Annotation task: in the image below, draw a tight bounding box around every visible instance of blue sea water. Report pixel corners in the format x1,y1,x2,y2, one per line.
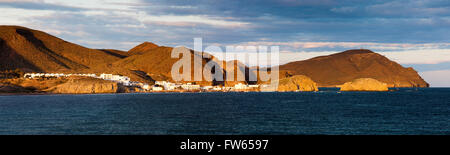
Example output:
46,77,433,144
0,88,449,135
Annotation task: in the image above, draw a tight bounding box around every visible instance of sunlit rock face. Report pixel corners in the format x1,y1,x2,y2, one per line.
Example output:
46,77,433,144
275,75,318,92
50,77,125,94
340,78,389,91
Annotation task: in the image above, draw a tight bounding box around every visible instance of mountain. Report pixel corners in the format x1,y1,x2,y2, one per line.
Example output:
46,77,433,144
88,46,213,85
0,26,125,73
89,45,255,85
279,49,429,87
127,42,159,55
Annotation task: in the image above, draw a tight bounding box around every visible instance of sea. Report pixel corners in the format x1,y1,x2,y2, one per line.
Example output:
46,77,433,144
0,88,449,135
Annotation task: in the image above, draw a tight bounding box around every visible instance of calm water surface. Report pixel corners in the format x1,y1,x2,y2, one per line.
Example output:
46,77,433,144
0,88,449,135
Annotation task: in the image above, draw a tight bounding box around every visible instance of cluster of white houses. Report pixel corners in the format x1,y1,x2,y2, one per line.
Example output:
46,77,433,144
23,73,265,92
24,73,97,79
23,73,148,89
152,81,261,91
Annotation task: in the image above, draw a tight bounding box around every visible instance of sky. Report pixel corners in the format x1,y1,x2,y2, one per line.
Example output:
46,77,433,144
0,0,449,86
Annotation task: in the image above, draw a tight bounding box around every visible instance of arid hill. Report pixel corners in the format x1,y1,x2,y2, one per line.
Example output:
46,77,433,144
127,42,159,55
97,49,130,58
89,44,258,85
88,46,211,85
0,26,125,73
279,49,428,87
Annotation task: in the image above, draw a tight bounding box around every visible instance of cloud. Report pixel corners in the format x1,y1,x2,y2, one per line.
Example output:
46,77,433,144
419,70,450,87
130,12,250,28
206,48,450,67
0,0,83,11
382,49,450,65
233,41,450,51
0,7,54,25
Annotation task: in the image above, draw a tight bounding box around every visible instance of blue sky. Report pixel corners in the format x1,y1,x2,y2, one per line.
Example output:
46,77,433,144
0,0,449,86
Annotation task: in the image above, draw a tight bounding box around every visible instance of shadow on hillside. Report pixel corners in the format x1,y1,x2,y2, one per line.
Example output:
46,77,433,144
99,49,128,59
132,70,155,83
15,28,88,70
0,38,43,72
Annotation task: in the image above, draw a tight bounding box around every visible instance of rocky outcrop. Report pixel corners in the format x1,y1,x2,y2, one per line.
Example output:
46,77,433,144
265,75,318,92
340,78,388,91
0,83,33,93
49,77,124,94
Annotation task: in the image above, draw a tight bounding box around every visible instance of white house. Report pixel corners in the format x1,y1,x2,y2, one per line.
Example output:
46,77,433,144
142,84,150,90
212,86,222,91
152,86,163,91
181,83,200,90
100,73,130,84
201,86,213,91
234,83,248,90
248,85,259,88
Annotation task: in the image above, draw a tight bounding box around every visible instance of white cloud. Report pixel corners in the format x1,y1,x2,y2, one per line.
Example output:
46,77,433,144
0,0,43,2
0,7,54,25
43,0,139,10
128,11,250,28
239,41,450,50
419,70,450,87
381,49,450,64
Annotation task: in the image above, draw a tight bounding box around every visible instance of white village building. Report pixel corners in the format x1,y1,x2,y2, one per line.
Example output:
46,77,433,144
181,83,200,90
100,73,130,85
234,83,248,90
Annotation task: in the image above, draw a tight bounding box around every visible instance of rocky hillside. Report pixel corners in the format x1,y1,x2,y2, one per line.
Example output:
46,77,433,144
88,45,256,86
279,49,428,87
127,42,159,55
0,26,125,73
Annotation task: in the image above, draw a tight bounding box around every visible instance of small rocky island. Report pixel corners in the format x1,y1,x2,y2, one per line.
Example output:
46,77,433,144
340,78,389,91
269,75,318,92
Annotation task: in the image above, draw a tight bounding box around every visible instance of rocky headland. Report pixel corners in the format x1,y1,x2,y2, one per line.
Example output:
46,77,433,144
340,78,389,91
264,75,318,92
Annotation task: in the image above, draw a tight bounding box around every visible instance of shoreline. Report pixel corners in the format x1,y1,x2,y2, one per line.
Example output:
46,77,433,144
0,87,436,96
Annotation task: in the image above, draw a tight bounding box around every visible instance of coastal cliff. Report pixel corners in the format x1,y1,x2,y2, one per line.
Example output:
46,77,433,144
272,75,318,92
0,77,126,94
340,78,389,91
48,77,125,94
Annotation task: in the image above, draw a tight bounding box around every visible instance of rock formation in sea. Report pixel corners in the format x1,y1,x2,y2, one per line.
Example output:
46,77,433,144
269,75,318,92
340,78,389,91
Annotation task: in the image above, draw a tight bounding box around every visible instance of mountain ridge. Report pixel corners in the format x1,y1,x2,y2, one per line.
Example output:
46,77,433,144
0,26,429,87
279,49,428,87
